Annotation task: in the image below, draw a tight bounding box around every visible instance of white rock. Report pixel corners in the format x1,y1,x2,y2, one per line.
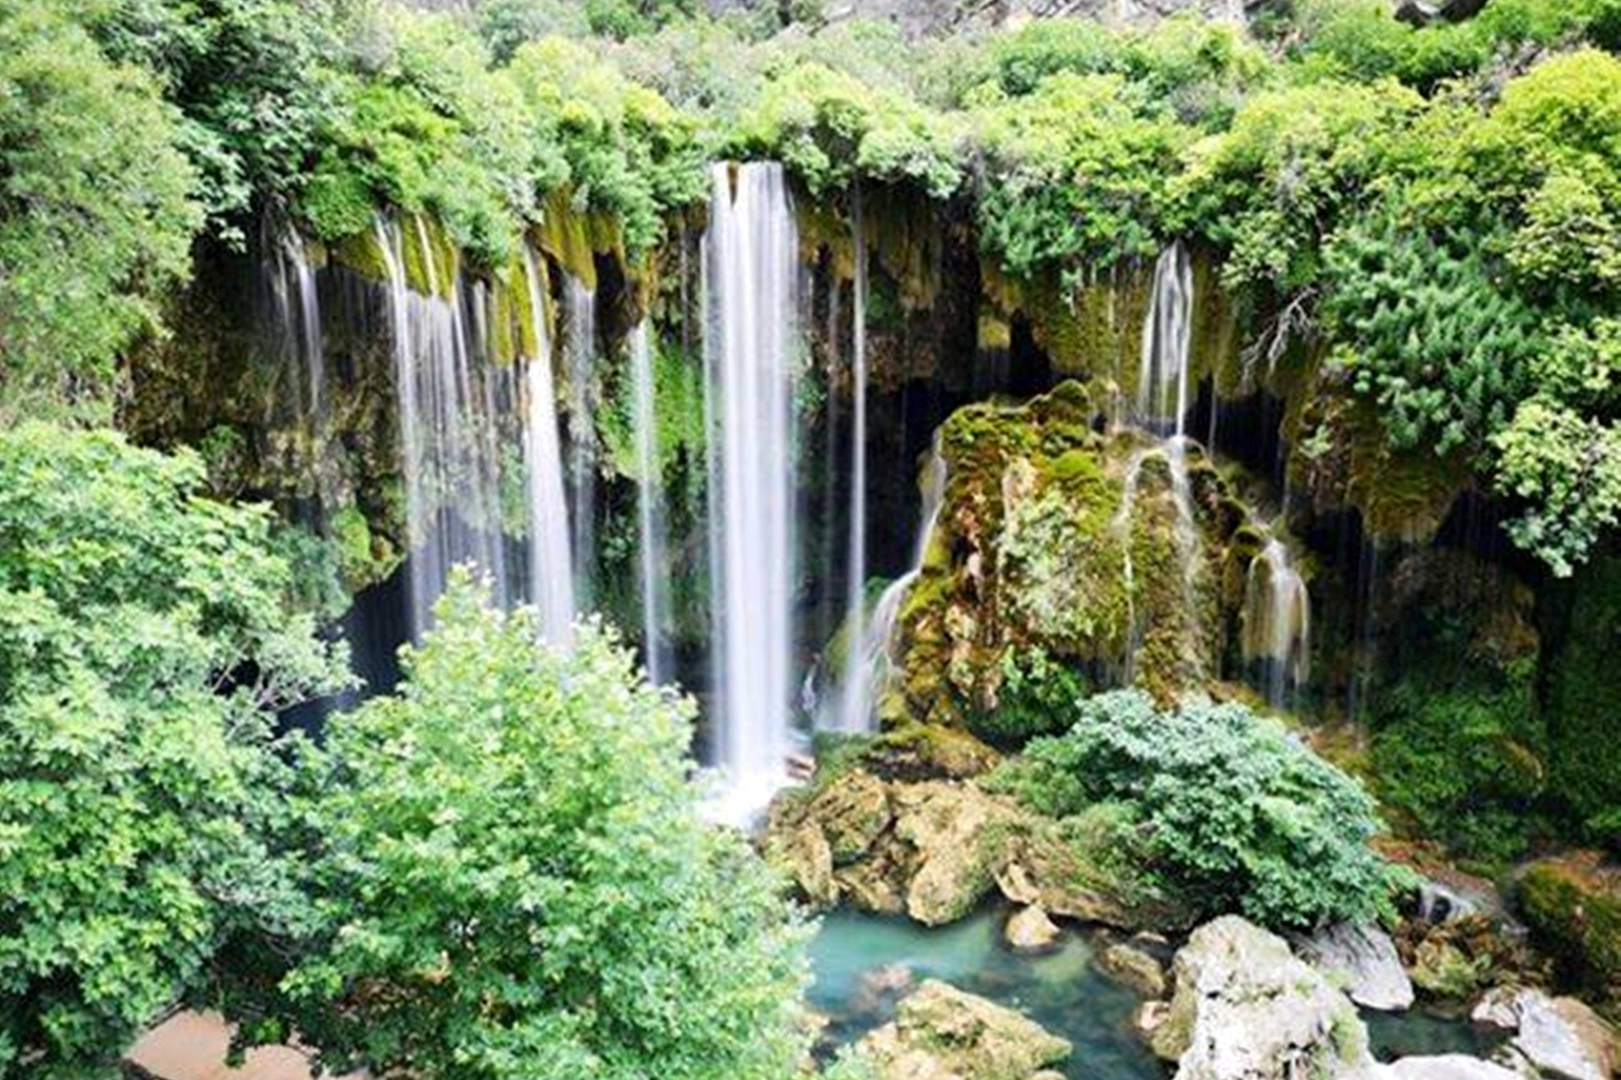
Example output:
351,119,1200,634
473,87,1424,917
1379,1054,1524,1080
1005,905,1061,951
1295,923,1416,1011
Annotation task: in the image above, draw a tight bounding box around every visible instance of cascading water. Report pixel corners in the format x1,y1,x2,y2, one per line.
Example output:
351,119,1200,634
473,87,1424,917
836,188,871,735
518,244,576,646
703,161,799,814
838,433,948,732
564,275,598,607
1137,241,1193,436
376,216,513,636
629,320,669,682
266,223,326,425
1243,537,1311,709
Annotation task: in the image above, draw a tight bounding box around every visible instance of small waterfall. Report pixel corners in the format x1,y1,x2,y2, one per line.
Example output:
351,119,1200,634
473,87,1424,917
564,275,597,608
376,216,512,635
1137,241,1194,436
835,434,948,733
629,320,669,682
1113,438,1204,688
837,188,871,735
703,161,799,814
518,244,575,646
267,224,326,425
1243,537,1311,709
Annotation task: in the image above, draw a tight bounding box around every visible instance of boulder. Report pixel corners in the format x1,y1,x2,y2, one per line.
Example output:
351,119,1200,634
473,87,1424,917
855,979,1071,1080
1518,852,1621,1009
1470,987,1614,1080
1097,942,1167,999
1379,1055,1522,1080
891,782,1014,926
837,858,908,916
1005,906,1061,952
1295,923,1416,1011
1151,915,1374,1080
809,770,892,864
993,810,1188,932
767,818,838,909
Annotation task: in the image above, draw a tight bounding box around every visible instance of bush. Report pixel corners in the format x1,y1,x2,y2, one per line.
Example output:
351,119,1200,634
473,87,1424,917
968,647,1088,749
0,424,346,1076
254,575,812,1080
992,690,1392,930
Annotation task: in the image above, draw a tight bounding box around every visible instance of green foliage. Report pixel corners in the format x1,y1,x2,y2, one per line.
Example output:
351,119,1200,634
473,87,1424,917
258,575,810,1080
0,0,201,422
0,423,345,1076
1493,400,1621,576
993,690,1392,931
969,647,1089,749
1544,556,1621,838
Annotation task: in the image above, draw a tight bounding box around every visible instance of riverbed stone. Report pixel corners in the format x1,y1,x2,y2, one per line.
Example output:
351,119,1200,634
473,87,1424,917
1151,915,1374,1080
891,782,1014,926
1097,942,1167,999
1294,923,1415,1011
1470,986,1615,1080
1005,906,1061,951
855,979,1072,1080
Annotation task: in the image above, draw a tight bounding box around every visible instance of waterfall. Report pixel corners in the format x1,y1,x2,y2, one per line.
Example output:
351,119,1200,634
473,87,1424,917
703,161,799,814
837,188,871,735
1243,537,1311,709
564,275,597,608
267,224,325,425
518,244,575,646
1137,241,1193,436
837,433,948,733
376,216,512,635
629,320,669,682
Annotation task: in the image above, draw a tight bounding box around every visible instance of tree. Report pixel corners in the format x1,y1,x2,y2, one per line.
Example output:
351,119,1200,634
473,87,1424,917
993,690,1394,930
0,0,201,422
262,575,811,1080
0,424,345,1076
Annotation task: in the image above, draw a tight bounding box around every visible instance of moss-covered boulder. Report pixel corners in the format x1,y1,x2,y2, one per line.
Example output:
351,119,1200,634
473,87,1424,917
854,980,1072,1080
891,380,1280,724
1519,852,1621,1015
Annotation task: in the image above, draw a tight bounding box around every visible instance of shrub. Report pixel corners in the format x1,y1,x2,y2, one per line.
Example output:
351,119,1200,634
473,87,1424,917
992,690,1392,930
255,575,812,1080
968,647,1088,749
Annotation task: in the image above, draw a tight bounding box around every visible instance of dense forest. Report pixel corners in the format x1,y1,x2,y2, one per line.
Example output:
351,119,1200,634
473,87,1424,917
3,0,1621,1077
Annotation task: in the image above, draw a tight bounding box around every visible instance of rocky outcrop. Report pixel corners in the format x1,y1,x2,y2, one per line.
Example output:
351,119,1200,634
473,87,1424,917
765,769,1179,931
1518,853,1621,1014
1098,942,1168,999
1380,1056,1521,1080
1005,906,1061,951
1150,916,1373,1080
854,980,1071,1080
1295,923,1416,1011
1472,987,1616,1080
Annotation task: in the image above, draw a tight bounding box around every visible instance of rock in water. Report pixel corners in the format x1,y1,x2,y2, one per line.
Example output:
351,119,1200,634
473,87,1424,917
809,770,892,864
1294,923,1416,1011
1005,906,1061,951
1151,915,1374,1080
855,979,1071,1080
891,782,1015,926
1471,987,1615,1080
1380,1056,1522,1080
1098,942,1168,999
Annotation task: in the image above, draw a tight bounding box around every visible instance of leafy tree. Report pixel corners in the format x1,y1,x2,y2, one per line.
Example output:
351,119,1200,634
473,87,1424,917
992,690,1393,930
256,576,810,1080
0,424,345,1076
0,0,201,422
1493,399,1621,576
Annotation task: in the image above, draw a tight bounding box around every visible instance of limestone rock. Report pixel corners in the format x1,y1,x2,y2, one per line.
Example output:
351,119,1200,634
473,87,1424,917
891,782,1013,926
1151,915,1374,1080
1295,923,1416,1011
837,858,908,916
855,979,1071,1080
1097,942,1167,999
1005,906,1061,952
810,770,892,865
1379,1055,1522,1080
767,819,838,909
1469,987,1615,1080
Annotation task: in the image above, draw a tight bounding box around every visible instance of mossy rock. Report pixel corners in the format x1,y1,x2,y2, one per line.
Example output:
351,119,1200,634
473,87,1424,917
1519,852,1621,1012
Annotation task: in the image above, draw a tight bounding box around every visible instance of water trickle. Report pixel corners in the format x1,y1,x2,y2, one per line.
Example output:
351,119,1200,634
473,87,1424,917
518,245,575,646
837,187,871,735
1243,537,1311,709
837,434,949,733
629,320,669,682
703,161,800,814
376,216,513,636
266,223,325,425
1137,241,1194,436
564,275,598,608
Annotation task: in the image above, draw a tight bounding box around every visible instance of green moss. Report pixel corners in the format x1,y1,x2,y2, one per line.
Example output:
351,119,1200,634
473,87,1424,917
1519,854,1621,1010
330,227,391,284
400,213,459,299
1546,556,1621,837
